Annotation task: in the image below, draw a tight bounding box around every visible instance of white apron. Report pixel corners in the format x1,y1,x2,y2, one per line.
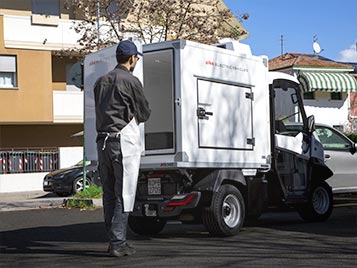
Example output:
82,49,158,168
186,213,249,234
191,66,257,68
120,117,142,212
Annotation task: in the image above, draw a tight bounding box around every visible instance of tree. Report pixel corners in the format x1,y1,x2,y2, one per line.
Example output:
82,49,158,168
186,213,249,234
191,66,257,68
63,0,248,56
125,0,248,44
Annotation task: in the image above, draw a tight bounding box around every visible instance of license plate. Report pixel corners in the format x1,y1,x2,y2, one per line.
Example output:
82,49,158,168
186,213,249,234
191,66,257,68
148,178,161,195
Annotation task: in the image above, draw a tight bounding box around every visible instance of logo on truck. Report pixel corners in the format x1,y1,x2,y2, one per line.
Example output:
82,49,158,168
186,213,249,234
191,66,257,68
205,60,248,73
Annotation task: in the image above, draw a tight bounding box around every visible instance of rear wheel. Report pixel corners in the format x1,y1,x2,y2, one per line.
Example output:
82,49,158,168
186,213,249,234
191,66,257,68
202,184,245,236
298,181,333,222
128,216,167,235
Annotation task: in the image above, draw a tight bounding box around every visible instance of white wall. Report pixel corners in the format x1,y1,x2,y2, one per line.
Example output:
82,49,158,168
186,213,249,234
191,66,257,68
303,91,349,128
53,91,83,123
3,15,80,50
59,147,83,169
0,172,46,193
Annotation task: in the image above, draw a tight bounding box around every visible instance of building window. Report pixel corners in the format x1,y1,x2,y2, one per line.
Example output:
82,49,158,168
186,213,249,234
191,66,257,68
330,92,342,100
303,91,315,100
0,55,17,89
31,0,60,16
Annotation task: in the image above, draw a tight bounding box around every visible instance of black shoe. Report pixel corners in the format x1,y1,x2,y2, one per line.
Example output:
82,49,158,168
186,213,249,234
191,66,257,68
109,244,136,257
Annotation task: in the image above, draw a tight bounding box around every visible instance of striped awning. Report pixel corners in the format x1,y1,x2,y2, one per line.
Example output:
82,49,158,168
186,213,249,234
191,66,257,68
298,72,357,92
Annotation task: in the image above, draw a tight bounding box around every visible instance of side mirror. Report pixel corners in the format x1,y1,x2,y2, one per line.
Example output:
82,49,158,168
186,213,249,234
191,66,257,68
307,115,315,134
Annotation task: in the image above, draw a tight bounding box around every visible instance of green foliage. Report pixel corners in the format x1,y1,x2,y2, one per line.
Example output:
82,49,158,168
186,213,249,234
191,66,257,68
74,184,103,199
344,132,357,143
65,184,103,209
66,199,95,209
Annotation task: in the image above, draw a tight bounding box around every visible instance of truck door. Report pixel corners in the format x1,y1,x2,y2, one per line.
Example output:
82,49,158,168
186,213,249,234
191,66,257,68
271,82,310,195
197,79,254,150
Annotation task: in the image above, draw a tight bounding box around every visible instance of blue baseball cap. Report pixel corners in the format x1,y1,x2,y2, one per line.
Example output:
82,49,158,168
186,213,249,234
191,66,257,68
116,40,143,57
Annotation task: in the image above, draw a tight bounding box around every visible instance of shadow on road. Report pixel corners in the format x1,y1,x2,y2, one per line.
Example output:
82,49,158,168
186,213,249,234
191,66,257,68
0,204,356,260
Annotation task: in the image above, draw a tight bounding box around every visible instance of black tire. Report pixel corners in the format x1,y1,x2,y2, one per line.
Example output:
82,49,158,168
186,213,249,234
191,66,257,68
202,184,245,237
298,180,333,222
55,192,71,197
128,216,167,235
72,176,91,194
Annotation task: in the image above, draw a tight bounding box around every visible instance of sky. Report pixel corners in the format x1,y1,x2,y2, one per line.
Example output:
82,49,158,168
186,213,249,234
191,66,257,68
223,0,357,62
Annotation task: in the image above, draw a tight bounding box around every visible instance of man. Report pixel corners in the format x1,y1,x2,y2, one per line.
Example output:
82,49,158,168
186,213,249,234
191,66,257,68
94,40,151,257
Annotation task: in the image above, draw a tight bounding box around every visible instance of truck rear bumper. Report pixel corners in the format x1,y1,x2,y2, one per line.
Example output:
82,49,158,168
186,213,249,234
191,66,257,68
131,191,201,218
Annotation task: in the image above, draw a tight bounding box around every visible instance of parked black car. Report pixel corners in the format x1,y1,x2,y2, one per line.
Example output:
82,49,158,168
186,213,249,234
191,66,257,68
43,161,100,196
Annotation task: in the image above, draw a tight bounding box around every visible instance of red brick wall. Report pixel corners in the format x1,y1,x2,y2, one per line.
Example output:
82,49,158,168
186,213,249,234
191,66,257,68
350,92,357,117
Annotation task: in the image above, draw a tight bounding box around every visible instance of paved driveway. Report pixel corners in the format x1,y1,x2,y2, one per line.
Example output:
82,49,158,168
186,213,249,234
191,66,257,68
1,197,356,268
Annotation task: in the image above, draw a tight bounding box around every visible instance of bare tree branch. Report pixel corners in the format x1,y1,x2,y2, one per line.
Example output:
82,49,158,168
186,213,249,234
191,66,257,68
59,0,248,57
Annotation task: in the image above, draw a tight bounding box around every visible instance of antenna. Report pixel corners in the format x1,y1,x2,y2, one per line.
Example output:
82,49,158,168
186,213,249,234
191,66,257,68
313,35,324,55
280,35,284,56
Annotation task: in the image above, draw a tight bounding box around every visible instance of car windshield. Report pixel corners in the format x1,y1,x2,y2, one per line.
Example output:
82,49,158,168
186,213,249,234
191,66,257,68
76,160,91,166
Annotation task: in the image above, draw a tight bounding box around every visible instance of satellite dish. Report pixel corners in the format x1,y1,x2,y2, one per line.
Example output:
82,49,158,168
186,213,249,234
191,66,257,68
313,42,321,54
69,62,83,89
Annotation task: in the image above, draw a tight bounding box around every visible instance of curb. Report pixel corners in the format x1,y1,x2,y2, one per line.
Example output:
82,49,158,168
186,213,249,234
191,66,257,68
0,199,64,212
63,198,103,208
0,198,103,212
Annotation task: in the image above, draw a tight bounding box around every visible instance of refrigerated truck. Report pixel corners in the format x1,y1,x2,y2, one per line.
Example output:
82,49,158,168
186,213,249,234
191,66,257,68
84,39,333,236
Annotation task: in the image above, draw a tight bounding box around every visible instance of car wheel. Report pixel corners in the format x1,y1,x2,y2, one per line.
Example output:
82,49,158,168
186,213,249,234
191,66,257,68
128,216,167,235
72,176,91,194
298,180,333,222
202,184,245,237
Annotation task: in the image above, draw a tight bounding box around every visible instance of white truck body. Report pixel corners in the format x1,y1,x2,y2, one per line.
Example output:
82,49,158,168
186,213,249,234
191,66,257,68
85,39,302,171
141,40,271,170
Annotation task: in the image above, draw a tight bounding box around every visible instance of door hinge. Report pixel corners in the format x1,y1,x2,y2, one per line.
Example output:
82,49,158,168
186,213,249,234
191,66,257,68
245,92,254,100
247,137,255,146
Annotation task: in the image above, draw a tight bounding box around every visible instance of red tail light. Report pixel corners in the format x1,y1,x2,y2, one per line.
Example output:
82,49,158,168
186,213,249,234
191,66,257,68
167,194,196,207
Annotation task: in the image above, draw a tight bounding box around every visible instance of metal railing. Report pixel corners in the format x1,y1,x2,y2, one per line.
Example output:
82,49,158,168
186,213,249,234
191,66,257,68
0,148,59,174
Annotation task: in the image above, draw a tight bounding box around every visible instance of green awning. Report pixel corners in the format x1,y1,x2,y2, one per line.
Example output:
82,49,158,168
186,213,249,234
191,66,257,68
298,72,357,92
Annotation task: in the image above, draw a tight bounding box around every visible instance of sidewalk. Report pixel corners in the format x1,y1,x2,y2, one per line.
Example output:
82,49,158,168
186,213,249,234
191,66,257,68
0,191,69,211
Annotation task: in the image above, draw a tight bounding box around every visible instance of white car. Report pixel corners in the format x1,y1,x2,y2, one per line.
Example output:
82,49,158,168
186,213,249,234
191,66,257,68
286,123,357,194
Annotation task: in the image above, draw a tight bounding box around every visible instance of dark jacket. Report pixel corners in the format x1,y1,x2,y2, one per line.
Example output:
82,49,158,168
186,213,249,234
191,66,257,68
94,65,151,133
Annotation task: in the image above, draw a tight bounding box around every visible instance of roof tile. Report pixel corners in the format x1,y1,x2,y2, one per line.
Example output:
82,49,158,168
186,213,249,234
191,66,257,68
269,53,354,71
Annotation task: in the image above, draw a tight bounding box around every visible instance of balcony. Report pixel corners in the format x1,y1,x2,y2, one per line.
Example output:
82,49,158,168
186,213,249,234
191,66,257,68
3,14,80,51
53,91,83,123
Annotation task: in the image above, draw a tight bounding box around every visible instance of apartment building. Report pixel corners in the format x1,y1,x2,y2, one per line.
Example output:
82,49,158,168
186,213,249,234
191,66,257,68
0,0,247,192
0,1,85,192
0,0,83,151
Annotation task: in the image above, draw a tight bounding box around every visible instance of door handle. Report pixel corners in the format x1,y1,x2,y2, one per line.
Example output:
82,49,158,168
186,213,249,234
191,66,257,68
324,154,331,161
197,107,213,120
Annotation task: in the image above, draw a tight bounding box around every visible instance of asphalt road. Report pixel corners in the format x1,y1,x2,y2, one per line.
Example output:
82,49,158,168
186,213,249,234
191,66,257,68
0,199,356,268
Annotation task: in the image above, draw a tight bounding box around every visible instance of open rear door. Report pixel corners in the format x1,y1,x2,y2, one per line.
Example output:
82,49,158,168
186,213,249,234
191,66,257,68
197,79,254,150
